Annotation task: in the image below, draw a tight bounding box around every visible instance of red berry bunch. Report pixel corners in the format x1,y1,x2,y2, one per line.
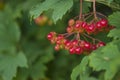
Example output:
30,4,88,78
47,15,114,55
67,18,113,35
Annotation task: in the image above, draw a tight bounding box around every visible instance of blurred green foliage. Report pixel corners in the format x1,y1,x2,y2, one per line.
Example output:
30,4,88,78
0,0,120,80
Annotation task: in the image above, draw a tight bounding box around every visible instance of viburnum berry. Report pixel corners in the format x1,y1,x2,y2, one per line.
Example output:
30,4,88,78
81,22,88,29
56,40,61,44
68,19,75,26
74,23,81,30
83,42,91,51
97,42,106,47
75,46,83,54
86,24,96,34
96,22,102,29
71,40,78,46
57,35,64,40
34,15,53,26
69,47,76,54
75,20,82,24
55,44,60,51
66,26,73,33
99,19,108,27
47,32,56,43
91,44,97,50
47,32,53,40
64,40,72,49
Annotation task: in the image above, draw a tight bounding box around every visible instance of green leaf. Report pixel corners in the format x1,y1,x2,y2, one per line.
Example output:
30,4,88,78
0,52,27,80
30,0,73,23
106,0,113,4
16,42,54,80
112,40,120,50
108,12,120,28
71,56,97,80
0,6,27,80
82,2,91,13
114,0,120,4
71,57,88,80
89,43,120,80
108,29,120,39
0,6,20,54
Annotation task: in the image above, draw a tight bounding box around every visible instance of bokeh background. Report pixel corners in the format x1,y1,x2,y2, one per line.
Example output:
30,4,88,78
0,0,120,80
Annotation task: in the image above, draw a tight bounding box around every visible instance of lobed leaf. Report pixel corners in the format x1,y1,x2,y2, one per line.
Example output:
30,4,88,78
89,43,120,80
30,0,73,23
0,6,20,54
108,29,120,39
108,12,120,28
0,52,27,80
71,56,97,80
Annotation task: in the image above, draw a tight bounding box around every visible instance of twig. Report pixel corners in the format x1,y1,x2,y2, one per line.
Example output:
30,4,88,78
83,33,102,42
79,0,83,20
93,0,97,19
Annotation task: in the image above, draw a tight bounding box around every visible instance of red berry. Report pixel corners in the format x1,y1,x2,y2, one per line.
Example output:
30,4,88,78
84,42,91,50
97,42,106,47
64,40,71,48
68,19,75,26
86,24,96,33
57,35,64,40
66,26,73,33
75,23,81,29
35,17,40,24
56,40,61,44
81,22,88,29
99,19,108,27
69,47,75,54
55,44,60,51
80,40,86,47
47,33,53,40
96,22,102,29
75,20,82,24
91,44,97,50
71,40,78,46
75,46,83,54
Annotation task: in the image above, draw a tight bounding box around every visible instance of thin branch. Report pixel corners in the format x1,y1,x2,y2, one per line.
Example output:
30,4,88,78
84,13,94,21
79,0,83,20
64,32,74,38
83,33,102,42
93,0,97,19
96,12,107,19
76,33,80,40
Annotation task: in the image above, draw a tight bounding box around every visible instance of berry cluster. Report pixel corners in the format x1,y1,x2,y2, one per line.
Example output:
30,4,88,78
67,19,113,34
47,18,114,55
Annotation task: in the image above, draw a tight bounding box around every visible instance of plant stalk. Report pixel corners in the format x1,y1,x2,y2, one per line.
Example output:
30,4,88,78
93,0,97,19
79,0,83,20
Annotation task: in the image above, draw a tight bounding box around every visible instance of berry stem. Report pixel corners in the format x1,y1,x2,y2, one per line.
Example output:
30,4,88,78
81,34,88,42
74,12,93,20
93,39,95,44
79,0,83,20
60,33,69,36
93,0,97,19
83,12,93,17
76,33,80,40
74,16,79,20
84,13,93,21
83,33,102,42
96,12,107,19
64,32,74,38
